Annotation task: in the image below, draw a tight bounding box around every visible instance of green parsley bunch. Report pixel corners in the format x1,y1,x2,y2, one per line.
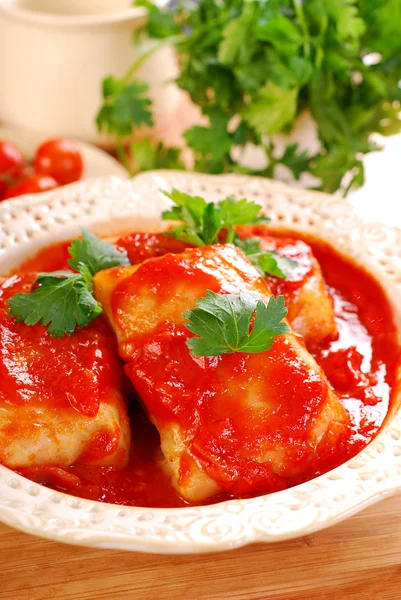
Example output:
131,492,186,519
96,0,401,195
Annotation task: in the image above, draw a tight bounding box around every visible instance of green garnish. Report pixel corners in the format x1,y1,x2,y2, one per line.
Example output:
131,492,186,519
68,228,130,274
183,291,289,356
130,139,185,172
96,0,401,195
162,189,270,246
96,76,153,137
7,228,130,337
8,269,103,338
234,236,297,279
162,189,297,278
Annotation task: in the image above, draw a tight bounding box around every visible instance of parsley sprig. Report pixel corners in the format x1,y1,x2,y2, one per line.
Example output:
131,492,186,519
8,228,130,337
8,270,103,338
162,188,269,245
234,236,297,279
184,290,289,356
68,228,130,274
96,0,401,195
96,76,153,137
162,189,297,278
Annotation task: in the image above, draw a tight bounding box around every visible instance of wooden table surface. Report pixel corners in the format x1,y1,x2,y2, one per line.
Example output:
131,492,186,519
1,494,401,600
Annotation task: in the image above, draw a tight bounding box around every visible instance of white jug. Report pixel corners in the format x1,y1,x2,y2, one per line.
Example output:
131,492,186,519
0,0,180,145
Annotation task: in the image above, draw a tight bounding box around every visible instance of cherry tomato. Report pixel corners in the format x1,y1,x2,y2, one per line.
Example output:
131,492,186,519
4,174,58,199
0,141,25,198
34,138,83,185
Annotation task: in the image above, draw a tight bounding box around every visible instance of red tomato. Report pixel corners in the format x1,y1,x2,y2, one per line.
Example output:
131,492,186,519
0,181,8,199
4,174,58,199
34,138,83,185
0,141,25,198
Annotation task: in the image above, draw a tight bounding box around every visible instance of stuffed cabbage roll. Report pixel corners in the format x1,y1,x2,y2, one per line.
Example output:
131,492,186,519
0,274,130,469
94,244,349,502
235,226,337,347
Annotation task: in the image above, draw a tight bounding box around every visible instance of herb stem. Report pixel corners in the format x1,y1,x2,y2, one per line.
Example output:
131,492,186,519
263,143,276,179
116,137,134,175
121,34,187,87
293,0,311,60
226,227,235,244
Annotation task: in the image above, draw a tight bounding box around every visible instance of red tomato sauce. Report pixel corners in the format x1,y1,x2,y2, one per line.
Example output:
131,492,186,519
15,233,189,274
312,242,400,452
116,232,190,264
14,240,73,274
0,275,123,418
10,233,401,507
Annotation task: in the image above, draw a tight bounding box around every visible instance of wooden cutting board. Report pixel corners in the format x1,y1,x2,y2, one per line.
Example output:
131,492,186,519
1,494,401,600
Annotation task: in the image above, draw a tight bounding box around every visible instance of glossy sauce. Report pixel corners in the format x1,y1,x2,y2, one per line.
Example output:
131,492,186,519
0,275,123,418
13,233,401,507
14,240,73,274
116,232,189,264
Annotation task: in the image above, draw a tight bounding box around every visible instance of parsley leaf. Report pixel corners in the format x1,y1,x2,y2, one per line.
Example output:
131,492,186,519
162,189,208,246
135,0,180,39
184,108,233,174
96,76,153,136
184,290,289,356
234,236,297,279
244,82,299,137
218,12,254,66
162,189,269,246
255,13,303,56
8,228,131,337
68,228,130,274
218,197,270,227
278,143,315,181
130,139,184,171
233,236,261,255
252,251,297,279
327,0,366,40
8,271,103,338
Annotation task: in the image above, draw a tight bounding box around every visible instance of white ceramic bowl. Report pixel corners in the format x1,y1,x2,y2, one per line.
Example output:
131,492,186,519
0,0,180,144
0,171,401,554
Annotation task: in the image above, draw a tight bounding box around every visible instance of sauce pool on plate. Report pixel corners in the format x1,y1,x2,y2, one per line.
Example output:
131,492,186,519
11,233,401,507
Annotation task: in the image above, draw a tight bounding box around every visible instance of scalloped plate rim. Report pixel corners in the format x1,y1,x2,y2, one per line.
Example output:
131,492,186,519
0,170,401,554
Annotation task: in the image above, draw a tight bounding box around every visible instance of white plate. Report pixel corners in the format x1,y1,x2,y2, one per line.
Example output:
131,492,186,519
0,126,129,183
0,171,401,554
